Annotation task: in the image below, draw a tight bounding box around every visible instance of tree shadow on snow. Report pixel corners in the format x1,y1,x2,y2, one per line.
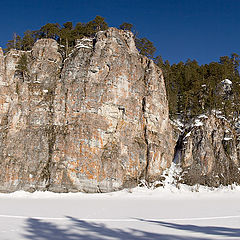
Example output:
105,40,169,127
138,218,240,238
22,216,240,240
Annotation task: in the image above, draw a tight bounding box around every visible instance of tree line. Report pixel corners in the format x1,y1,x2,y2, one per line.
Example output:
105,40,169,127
155,54,240,122
5,16,156,59
6,16,240,122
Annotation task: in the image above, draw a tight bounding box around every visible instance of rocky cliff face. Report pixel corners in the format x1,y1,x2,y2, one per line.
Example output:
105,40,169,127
177,115,240,187
0,28,174,192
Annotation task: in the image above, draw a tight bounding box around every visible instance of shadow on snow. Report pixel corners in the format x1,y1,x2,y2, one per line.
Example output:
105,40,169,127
22,216,240,240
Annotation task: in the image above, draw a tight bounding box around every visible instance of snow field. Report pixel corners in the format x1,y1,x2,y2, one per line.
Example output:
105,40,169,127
0,164,240,239
1,183,240,239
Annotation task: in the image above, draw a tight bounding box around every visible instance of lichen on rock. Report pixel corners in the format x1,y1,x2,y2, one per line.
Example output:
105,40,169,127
0,28,174,193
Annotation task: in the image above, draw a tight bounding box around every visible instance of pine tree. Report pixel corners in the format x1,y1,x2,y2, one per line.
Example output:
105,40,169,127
85,16,108,37
22,31,35,51
39,23,61,39
119,22,133,31
60,22,74,56
16,53,28,79
73,22,86,39
5,34,22,52
135,37,156,59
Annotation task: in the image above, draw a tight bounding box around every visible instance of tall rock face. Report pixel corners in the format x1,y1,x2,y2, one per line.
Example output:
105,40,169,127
0,40,62,192
0,28,174,193
177,115,240,187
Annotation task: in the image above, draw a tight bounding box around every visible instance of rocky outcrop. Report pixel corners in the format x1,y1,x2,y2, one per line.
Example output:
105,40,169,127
0,39,62,192
177,115,240,186
0,28,174,192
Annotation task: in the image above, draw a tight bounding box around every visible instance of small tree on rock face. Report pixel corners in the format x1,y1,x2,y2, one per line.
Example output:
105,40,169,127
22,30,35,51
92,15,108,32
16,53,28,79
118,22,156,60
4,34,22,52
135,37,156,59
60,21,74,56
119,22,133,31
85,16,108,37
73,22,86,39
39,23,61,39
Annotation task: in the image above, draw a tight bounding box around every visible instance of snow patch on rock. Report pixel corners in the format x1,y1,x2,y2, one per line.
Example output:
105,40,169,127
222,78,232,85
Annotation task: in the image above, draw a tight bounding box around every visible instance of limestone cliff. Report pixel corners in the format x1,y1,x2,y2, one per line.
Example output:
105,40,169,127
0,28,174,192
177,115,240,186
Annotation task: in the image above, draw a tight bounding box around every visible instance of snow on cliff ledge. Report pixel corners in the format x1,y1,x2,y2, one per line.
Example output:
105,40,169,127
221,78,232,85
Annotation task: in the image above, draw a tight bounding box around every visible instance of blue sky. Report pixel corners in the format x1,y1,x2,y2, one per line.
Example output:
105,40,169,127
0,0,240,65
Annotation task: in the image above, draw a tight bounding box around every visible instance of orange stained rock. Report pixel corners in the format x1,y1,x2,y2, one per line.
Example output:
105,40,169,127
55,171,64,184
0,97,5,105
153,151,160,162
0,29,174,193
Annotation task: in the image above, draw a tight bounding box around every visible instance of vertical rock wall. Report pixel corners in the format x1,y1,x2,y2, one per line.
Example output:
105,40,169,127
178,115,240,186
0,40,62,192
0,28,174,192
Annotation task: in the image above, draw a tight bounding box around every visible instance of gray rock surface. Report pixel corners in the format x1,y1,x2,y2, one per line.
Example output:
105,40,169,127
0,28,174,192
177,115,240,186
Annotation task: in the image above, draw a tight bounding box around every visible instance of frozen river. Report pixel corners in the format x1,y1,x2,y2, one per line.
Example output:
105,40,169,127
0,186,240,239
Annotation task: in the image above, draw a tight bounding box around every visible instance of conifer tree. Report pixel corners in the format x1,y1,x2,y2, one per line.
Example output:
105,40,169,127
5,34,22,51
135,37,156,59
60,21,74,56
73,22,86,39
85,16,108,37
16,53,28,79
39,23,61,39
22,30,35,51
119,22,133,31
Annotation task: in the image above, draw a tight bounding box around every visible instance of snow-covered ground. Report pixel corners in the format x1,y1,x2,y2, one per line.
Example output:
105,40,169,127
1,185,240,239
1,164,240,240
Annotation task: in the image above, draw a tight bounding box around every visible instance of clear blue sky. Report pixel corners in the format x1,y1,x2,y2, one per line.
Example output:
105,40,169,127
1,0,240,65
